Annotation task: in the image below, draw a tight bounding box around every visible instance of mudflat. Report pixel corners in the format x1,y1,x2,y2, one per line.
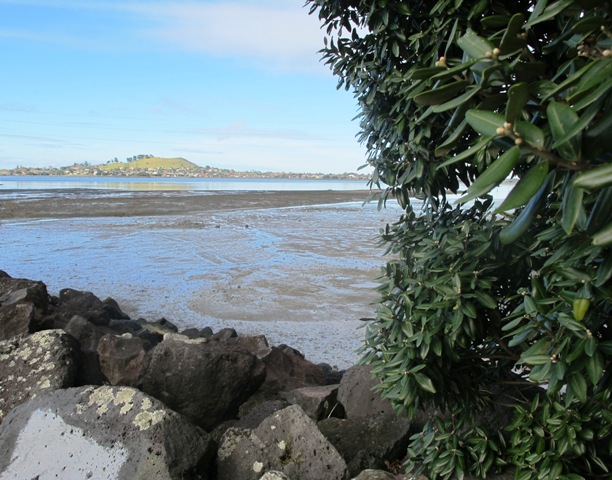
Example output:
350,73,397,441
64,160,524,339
0,189,370,219
1,188,392,367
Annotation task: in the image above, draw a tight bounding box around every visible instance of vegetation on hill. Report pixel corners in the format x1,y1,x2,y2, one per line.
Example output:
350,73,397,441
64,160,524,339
308,0,611,478
99,156,199,171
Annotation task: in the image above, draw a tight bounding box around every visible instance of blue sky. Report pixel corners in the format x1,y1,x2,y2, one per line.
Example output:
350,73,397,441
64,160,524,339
0,0,367,173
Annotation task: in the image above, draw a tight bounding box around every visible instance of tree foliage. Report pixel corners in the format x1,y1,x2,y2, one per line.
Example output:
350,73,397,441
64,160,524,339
307,0,611,478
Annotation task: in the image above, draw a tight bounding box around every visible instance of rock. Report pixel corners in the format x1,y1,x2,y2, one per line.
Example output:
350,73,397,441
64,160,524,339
0,274,49,339
182,327,203,339
101,296,130,320
226,334,271,357
318,362,345,385
260,345,326,392
337,365,395,418
0,274,48,311
64,315,109,385
353,470,398,480
0,386,214,479
97,333,149,387
0,303,35,342
260,472,292,480
141,333,266,430
211,327,238,341
0,329,77,423
238,398,290,429
53,288,115,327
217,404,347,480
283,384,343,420
318,415,411,478
145,317,179,332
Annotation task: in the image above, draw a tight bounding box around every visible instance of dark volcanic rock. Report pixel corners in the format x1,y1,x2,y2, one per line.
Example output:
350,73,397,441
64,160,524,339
217,404,347,480
0,274,50,339
97,333,150,387
0,386,214,479
141,333,266,431
318,415,411,477
260,345,327,392
337,365,395,419
283,384,343,420
53,288,115,327
0,329,77,423
64,315,109,385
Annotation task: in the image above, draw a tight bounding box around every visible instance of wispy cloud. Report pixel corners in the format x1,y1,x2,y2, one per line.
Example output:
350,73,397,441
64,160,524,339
0,1,328,72
130,1,326,72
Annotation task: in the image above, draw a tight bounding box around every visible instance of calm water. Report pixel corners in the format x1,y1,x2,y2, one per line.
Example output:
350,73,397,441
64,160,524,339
0,175,369,193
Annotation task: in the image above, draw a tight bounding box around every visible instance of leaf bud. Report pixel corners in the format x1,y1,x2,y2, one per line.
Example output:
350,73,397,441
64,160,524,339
435,56,447,67
492,48,501,58
485,51,493,59
603,49,612,58
496,126,506,135
514,137,524,146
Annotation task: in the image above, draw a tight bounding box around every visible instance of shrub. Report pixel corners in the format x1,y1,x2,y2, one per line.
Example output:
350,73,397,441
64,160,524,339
307,0,611,478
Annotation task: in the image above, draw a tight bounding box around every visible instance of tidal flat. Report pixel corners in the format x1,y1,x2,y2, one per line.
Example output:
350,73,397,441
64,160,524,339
0,189,399,368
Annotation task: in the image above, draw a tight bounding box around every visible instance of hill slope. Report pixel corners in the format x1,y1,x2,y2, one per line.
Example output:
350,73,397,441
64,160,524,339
100,157,200,171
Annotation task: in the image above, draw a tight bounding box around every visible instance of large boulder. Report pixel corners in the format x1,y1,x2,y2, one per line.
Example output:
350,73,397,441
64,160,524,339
97,333,150,387
217,405,348,480
51,288,125,328
0,329,77,423
337,365,395,419
318,415,411,477
260,345,327,392
0,273,50,340
141,333,266,430
0,386,214,479
282,384,343,420
64,314,109,385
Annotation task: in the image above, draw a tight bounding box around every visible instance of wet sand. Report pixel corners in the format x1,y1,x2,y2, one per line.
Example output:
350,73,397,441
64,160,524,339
0,189,370,219
0,188,394,367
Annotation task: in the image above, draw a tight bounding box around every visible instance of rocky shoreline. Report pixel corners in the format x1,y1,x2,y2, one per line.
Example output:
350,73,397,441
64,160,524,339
0,270,421,479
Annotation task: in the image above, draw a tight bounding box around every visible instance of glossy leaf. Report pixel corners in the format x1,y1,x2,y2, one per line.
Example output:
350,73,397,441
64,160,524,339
495,161,549,213
574,163,612,189
561,182,584,234
466,110,505,137
547,102,581,161
505,83,529,125
413,80,470,106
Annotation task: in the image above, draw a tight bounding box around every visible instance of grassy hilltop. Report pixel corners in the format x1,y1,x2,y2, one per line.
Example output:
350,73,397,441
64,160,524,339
99,157,199,171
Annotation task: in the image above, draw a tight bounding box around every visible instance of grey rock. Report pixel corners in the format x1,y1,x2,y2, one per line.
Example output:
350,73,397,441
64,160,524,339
0,329,77,423
0,303,35,342
318,414,411,478
226,334,271,357
141,333,266,430
337,365,394,419
210,327,238,341
64,314,109,385
353,470,397,480
260,346,326,393
54,288,114,327
0,386,213,479
217,404,347,480
283,384,343,420
260,471,292,480
97,333,149,387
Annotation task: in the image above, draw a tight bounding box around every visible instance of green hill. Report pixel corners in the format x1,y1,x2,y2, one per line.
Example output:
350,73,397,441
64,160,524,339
100,157,200,171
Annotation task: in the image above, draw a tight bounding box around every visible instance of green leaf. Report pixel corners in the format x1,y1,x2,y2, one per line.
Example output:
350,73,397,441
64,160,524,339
500,13,526,52
574,163,612,189
495,161,549,212
414,372,437,393
432,86,481,113
522,354,552,365
410,66,446,80
414,80,470,106
437,135,494,168
466,110,505,137
561,182,584,234
499,172,552,244
526,0,573,28
592,222,612,246
457,147,521,204
568,372,587,403
505,83,529,125
457,28,494,59
547,102,581,161
514,121,545,149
